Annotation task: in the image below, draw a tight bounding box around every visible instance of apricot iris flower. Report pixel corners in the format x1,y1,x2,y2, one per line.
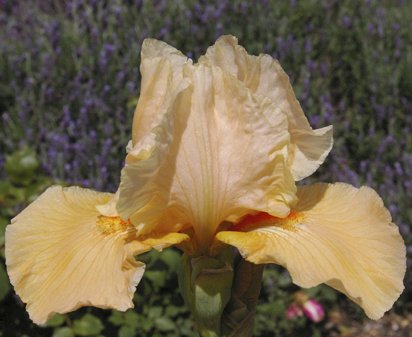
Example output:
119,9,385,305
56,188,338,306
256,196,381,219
6,36,405,326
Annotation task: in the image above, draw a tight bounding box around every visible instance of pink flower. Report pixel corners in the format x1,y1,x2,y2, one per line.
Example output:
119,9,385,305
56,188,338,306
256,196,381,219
286,302,304,320
287,292,325,323
302,299,325,323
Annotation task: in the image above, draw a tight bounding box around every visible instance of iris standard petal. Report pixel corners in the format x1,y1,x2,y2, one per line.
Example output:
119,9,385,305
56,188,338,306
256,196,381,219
217,183,406,319
5,186,145,325
167,65,295,247
132,39,191,145
118,72,190,233
199,35,333,181
121,39,298,245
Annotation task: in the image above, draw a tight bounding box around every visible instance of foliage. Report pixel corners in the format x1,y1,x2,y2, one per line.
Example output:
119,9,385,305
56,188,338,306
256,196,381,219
0,147,54,335
1,0,411,336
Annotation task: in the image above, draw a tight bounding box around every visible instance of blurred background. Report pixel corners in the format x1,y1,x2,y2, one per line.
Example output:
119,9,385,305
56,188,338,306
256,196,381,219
0,0,411,336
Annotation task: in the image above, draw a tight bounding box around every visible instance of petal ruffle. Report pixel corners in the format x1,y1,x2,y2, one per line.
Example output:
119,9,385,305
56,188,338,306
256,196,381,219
217,183,406,319
199,35,333,180
5,186,145,324
132,39,191,145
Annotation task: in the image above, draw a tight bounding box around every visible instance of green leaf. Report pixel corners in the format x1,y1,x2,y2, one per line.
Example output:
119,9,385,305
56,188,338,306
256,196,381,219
147,306,163,320
305,287,320,297
399,53,412,100
108,311,124,326
52,327,75,337
46,314,65,327
311,331,322,337
124,310,140,329
277,272,292,288
5,147,39,185
126,95,139,109
159,249,181,272
0,218,7,247
142,317,154,332
118,325,137,337
73,314,104,336
2,185,26,207
164,305,187,318
270,300,286,316
144,271,166,289
154,317,175,332
0,263,11,301
319,286,338,302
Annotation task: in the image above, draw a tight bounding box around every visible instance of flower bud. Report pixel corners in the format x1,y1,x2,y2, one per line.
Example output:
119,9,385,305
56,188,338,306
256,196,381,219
221,258,263,337
178,248,235,337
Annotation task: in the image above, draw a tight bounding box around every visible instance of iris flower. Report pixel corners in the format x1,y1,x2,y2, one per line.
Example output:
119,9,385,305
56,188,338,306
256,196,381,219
6,36,405,329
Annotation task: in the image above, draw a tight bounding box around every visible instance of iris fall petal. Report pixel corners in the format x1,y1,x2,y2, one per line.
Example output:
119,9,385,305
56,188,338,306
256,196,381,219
5,186,145,324
217,183,406,319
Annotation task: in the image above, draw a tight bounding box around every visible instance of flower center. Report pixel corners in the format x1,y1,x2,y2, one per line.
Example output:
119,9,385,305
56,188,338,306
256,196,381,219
96,215,133,235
